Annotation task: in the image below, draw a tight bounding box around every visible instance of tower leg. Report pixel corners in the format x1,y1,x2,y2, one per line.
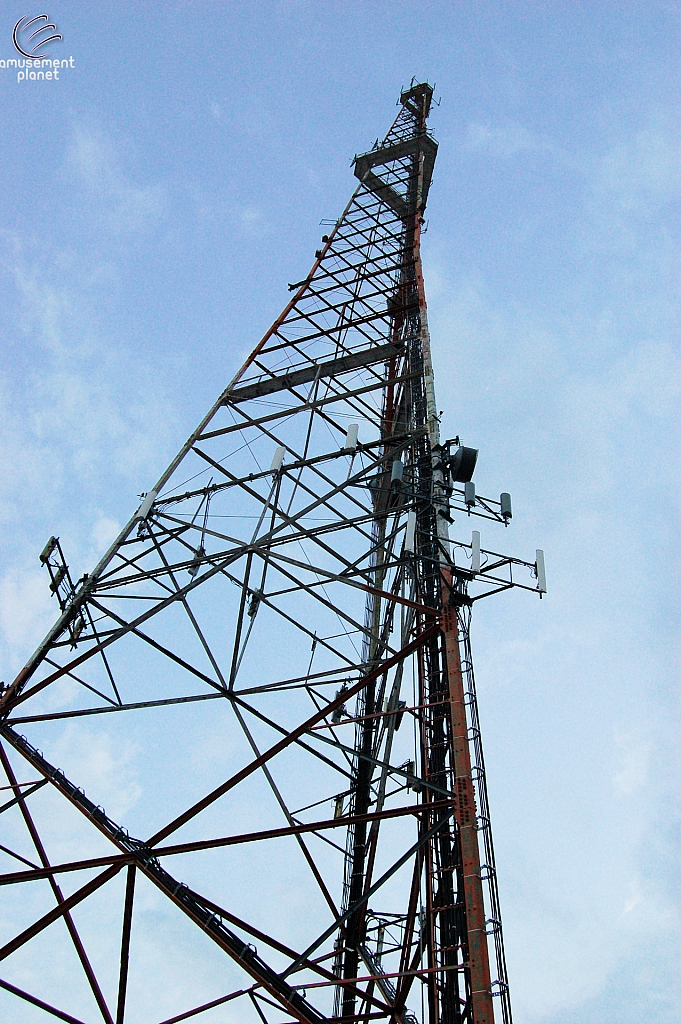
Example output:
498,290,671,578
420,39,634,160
441,597,493,1024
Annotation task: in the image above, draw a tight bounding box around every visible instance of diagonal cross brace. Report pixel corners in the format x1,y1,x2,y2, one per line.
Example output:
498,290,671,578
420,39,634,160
0,726,327,1024
0,626,439,1024
282,810,455,980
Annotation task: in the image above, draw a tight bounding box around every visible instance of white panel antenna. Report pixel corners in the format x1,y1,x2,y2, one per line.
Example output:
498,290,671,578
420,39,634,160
343,423,359,451
270,446,286,473
535,549,547,593
471,530,481,573
405,510,417,553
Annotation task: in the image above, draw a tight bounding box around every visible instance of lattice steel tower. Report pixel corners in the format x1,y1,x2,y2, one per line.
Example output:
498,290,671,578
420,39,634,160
0,83,545,1024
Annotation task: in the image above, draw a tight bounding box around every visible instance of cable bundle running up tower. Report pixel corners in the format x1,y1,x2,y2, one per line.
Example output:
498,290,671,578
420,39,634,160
0,82,544,1024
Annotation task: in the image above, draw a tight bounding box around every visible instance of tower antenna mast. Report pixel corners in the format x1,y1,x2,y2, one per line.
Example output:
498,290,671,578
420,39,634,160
0,83,544,1024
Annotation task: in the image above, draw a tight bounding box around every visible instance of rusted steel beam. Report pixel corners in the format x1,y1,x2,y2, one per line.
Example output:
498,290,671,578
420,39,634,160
2,543,245,711
7,689,225,725
392,851,424,1013
0,976,87,1024
0,743,115,1024
0,865,121,961
0,801,451,888
135,878,327,1024
115,864,136,1024
283,811,455,980
293,960,464,992
183,890,390,1016
0,725,328,1024
0,718,435,1024
0,778,47,813
155,986,252,1024
441,596,494,1024
147,623,439,846
156,800,446,856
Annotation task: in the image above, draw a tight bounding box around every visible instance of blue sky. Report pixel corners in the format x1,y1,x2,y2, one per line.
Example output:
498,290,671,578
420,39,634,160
0,3,679,1022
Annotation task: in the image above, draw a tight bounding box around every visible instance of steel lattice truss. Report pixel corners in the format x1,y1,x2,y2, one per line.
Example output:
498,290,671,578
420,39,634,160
0,83,544,1024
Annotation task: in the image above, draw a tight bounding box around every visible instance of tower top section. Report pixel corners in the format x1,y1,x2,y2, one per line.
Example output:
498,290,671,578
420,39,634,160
400,79,434,121
353,80,438,216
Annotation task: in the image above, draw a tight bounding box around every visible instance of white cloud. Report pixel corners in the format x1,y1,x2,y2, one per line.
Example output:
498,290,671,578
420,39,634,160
239,205,269,238
68,127,167,234
595,127,681,209
0,569,54,663
465,120,555,158
0,371,58,528
612,727,650,796
90,515,121,556
574,123,681,262
426,158,680,1016
0,226,178,490
623,875,642,914
0,131,180,679
52,725,142,823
